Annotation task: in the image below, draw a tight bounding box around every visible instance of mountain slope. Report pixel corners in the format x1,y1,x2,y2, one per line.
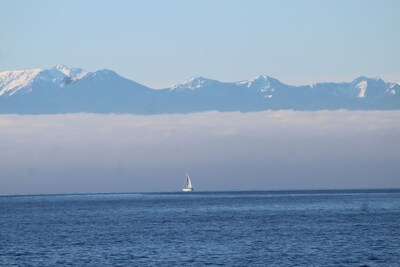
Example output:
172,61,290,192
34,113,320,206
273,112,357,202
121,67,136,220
0,65,155,114
0,65,399,114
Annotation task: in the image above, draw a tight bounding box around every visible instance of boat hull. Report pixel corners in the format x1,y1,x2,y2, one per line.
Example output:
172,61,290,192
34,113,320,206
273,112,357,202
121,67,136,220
182,188,193,192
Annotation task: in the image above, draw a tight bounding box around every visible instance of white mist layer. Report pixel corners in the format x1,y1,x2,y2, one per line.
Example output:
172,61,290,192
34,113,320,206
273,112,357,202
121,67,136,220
0,110,399,194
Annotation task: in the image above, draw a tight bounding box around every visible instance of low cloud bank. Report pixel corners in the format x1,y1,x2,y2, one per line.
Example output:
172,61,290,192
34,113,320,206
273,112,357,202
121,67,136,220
0,110,399,194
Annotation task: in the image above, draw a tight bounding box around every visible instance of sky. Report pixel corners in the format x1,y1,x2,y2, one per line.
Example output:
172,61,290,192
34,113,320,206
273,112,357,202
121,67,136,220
1,0,399,88
1,111,399,195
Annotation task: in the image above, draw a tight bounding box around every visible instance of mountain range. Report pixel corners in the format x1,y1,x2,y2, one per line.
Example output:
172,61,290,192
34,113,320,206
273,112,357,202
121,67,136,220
0,64,399,114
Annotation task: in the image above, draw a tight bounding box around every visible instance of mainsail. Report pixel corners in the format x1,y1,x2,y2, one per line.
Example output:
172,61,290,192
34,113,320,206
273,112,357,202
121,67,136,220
182,172,194,192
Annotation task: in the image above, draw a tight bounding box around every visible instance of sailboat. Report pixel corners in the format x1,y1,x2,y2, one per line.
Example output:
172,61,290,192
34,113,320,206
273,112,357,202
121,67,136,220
182,172,194,192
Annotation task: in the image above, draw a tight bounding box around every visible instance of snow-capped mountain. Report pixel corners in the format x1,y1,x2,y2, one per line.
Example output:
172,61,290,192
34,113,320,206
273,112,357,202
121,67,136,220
0,64,88,98
50,64,88,80
0,65,399,114
0,68,44,96
170,76,219,91
237,75,284,91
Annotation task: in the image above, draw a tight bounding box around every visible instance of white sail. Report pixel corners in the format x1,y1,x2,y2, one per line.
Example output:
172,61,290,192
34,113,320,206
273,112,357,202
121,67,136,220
182,172,194,192
186,173,192,188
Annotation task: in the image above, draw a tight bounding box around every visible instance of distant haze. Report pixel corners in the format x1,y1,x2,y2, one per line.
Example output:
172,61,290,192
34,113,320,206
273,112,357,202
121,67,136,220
0,111,399,195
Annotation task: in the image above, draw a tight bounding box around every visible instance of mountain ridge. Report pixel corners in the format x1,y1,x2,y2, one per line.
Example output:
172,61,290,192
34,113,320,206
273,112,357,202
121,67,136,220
0,65,399,114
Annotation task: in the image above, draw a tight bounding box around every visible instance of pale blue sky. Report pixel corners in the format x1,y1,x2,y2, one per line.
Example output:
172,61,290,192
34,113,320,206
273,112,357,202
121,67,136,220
1,0,399,88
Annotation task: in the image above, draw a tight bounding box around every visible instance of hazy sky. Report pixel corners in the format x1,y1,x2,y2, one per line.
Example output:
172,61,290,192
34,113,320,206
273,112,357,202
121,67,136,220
1,0,399,87
1,111,399,195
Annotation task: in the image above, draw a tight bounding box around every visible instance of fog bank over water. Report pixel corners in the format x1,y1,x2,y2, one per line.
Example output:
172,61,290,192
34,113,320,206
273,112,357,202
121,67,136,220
0,111,399,195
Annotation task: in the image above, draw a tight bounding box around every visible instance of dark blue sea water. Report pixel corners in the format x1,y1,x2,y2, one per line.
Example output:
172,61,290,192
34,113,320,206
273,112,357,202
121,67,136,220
1,190,399,266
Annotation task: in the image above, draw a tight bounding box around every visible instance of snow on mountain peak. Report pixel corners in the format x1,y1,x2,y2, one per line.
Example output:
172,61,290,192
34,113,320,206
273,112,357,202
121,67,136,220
54,63,69,71
0,68,43,96
170,76,215,91
0,65,90,96
52,64,88,80
356,80,368,98
253,74,270,81
237,74,278,93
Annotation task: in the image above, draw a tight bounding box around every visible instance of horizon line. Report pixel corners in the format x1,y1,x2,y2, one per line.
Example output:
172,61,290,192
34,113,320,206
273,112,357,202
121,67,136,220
1,187,399,198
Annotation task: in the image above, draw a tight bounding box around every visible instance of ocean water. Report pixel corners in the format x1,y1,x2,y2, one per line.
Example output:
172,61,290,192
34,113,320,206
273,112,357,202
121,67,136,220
1,190,399,266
